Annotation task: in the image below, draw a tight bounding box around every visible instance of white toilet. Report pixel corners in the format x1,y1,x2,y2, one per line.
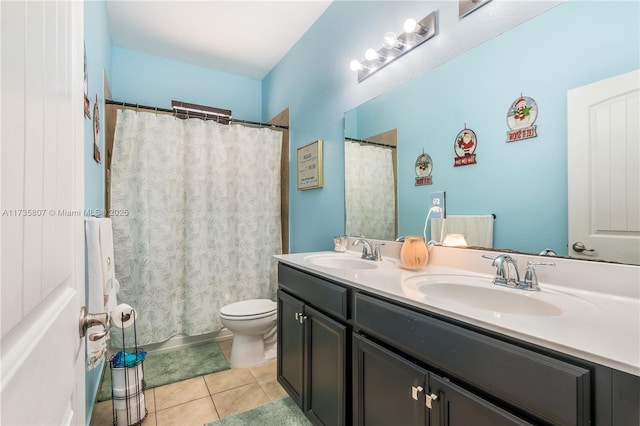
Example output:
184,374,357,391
219,299,277,367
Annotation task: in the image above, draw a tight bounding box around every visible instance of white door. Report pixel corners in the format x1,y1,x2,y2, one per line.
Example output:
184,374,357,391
568,69,640,264
1,1,86,425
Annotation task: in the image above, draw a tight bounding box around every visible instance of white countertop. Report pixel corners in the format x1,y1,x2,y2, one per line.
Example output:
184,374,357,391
275,246,640,376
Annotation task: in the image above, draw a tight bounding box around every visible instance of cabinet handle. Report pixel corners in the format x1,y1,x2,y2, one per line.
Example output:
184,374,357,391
411,386,423,400
295,312,299,321
425,393,438,409
299,315,307,324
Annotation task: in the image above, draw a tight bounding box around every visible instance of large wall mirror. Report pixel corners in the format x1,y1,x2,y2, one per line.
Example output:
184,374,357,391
344,2,639,265
344,124,398,241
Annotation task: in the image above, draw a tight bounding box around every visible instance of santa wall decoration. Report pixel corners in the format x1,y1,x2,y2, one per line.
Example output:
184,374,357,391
506,95,538,142
454,125,477,167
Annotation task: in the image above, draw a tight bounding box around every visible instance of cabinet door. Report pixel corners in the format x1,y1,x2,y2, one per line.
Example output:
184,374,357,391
429,374,533,426
353,333,428,426
277,289,305,408
305,305,348,426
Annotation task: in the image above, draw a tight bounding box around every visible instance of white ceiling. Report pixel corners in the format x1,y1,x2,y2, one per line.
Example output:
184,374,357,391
105,1,333,80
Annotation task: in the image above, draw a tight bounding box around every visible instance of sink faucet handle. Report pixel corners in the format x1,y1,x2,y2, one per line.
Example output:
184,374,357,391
373,243,385,261
522,261,555,291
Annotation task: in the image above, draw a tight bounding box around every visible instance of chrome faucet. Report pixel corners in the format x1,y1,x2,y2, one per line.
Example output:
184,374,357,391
352,238,382,261
483,254,520,287
483,255,555,291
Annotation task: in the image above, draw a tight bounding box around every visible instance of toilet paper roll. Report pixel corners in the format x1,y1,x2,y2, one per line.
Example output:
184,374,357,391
111,303,137,328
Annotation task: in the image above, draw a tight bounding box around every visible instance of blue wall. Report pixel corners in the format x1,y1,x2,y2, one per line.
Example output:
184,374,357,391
84,0,111,212
110,47,262,121
83,1,112,422
264,1,640,254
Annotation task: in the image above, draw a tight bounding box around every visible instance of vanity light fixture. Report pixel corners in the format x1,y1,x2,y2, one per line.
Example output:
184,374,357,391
349,10,438,83
459,0,492,19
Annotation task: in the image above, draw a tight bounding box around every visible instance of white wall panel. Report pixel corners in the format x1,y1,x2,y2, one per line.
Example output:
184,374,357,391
627,96,640,232
42,0,60,290
55,0,74,293
1,1,26,337
23,1,46,315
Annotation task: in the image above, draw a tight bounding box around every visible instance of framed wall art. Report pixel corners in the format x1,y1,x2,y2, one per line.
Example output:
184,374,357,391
297,139,323,190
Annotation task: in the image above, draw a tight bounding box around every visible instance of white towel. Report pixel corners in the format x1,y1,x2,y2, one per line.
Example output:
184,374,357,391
85,217,120,369
431,215,494,247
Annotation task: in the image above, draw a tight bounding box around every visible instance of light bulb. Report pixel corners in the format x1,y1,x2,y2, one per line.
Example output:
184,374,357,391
404,18,417,33
365,48,379,61
349,60,363,71
404,17,427,35
382,31,399,49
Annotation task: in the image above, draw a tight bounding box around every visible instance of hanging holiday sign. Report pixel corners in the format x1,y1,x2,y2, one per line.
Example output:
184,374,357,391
454,126,477,167
415,151,433,185
506,95,538,142
93,94,101,163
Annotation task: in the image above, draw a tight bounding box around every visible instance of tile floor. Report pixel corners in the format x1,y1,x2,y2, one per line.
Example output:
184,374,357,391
90,339,289,426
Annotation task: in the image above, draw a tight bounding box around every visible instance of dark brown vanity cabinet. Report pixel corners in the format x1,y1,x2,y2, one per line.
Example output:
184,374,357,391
277,264,349,425
354,292,592,426
353,333,533,426
277,262,640,426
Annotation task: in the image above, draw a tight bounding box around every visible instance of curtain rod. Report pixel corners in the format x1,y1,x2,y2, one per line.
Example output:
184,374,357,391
105,99,289,130
345,136,396,149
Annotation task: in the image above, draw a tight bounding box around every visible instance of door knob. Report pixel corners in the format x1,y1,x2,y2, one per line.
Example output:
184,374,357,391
79,306,109,339
572,242,595,253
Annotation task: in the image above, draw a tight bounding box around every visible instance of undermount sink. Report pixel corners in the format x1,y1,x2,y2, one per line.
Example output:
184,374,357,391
403,274,565,316
304,254,379,270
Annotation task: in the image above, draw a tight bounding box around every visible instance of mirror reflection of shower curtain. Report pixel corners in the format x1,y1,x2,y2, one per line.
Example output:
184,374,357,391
110,109,282,346
345,141,395,241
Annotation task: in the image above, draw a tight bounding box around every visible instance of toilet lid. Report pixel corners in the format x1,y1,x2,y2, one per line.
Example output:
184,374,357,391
220,299,277,317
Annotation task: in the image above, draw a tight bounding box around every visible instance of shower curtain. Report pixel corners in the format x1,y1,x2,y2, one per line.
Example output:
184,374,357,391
345,141,396,241
110,109,282,346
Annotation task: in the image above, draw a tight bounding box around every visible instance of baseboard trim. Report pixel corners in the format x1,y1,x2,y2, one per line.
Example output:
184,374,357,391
115,329,234,356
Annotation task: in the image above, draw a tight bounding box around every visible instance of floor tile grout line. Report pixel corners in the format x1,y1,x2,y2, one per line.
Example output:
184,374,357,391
209,394,221,422
154,376,210,412
154,395,216,415
203,370,259,396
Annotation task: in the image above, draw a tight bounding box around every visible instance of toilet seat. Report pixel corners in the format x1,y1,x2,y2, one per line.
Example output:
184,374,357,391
220,299,277,320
